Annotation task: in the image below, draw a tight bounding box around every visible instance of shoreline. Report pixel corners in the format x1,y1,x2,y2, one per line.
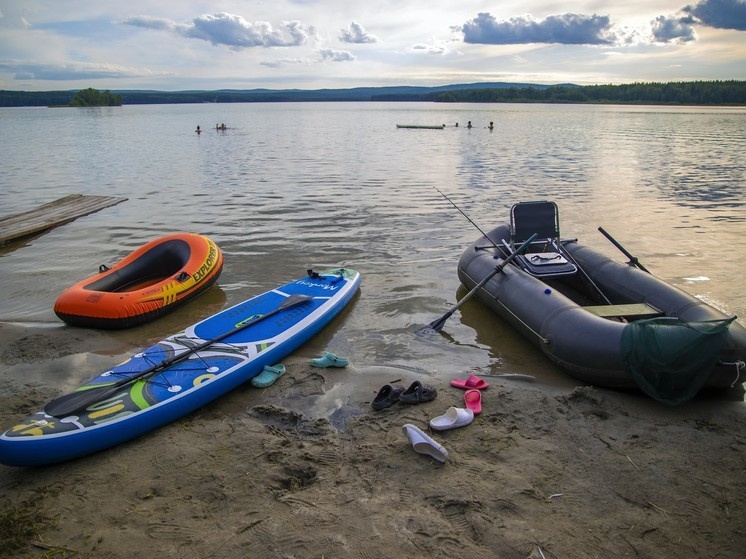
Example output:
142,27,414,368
2,80,745,108
1,321,745,558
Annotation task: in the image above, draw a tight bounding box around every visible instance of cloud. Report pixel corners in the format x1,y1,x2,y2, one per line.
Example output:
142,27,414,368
262,50,355,68
319,49,355,62
461,12,616,46
260,58,309,68
123,16,174,32
125,12,315,48
682,0,746,31
411,43,447,55
339,21,378,43
651,15,697,42
0,60,153,81
650,0,745,44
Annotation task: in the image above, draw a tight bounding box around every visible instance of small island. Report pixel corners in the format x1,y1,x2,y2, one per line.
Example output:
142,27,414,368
67,87,122,107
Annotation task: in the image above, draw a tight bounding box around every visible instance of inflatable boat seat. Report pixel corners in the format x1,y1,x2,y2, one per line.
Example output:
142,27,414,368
509,201,577,277
511,200,561,245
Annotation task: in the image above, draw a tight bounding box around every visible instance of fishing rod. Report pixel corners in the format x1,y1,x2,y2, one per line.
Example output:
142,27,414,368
432,187,502,250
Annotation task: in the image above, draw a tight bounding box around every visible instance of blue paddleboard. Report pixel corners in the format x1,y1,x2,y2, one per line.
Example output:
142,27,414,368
0,268,361,467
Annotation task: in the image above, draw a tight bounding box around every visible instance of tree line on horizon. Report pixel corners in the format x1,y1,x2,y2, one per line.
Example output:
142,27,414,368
425,80,746,105
0,80,743,107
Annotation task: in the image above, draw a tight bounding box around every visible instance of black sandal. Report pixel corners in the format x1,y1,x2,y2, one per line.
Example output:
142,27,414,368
371,384,405,410
398,381,437,404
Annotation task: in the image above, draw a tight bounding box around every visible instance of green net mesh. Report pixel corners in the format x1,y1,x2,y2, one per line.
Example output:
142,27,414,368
621,316,736,405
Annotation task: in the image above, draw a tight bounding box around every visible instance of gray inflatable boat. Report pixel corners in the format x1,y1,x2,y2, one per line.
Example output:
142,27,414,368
456,201,746,404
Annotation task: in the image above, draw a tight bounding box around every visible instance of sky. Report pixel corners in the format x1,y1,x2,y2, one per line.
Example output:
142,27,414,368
0,0,744,91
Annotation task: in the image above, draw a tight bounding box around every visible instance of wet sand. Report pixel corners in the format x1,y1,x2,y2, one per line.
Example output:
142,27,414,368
1,322,745,558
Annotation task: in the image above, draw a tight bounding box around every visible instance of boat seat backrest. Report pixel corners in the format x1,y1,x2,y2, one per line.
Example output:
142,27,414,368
509,200,577,277
510,200,560,245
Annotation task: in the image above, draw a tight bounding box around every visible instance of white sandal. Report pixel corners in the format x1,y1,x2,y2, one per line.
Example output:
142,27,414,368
402,424,448,463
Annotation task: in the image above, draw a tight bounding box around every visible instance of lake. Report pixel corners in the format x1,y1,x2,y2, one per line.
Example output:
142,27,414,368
1,101,744,390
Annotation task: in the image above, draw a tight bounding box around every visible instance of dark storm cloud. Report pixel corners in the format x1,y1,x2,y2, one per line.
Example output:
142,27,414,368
124,12,315,48
651,15,697,42
683,0,746,31
461,12,616,45
651,0,745,44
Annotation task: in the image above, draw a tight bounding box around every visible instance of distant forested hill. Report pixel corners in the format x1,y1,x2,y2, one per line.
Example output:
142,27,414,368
0,80,743,107
0,82,542,106
428,81,746,105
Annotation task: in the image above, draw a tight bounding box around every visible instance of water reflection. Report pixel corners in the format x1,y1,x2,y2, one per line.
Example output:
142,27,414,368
1,102,744,397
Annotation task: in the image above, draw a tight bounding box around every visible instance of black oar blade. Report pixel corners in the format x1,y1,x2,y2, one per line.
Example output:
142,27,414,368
44,293,315,418
428,316,448,332
45,384,119,418
279,294,313,309
415,313,450,336
416,233,537,336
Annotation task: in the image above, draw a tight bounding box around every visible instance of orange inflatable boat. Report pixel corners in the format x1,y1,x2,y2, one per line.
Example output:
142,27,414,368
54,233,223,329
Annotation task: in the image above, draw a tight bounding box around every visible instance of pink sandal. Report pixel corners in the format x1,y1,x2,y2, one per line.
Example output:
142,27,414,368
464,389,482,415
450,374,489,391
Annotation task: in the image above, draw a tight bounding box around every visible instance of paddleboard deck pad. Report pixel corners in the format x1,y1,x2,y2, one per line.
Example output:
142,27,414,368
0,268,361,467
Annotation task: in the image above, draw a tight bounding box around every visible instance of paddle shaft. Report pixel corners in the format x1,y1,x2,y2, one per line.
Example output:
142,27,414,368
550,239,611,305
598,226,650,273
44,294,313,417
427,233,537,332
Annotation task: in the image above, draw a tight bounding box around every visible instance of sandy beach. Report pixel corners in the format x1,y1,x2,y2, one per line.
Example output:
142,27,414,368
1,321,745,559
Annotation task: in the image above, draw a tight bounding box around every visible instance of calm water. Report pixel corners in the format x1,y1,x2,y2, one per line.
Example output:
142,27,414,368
1,102,745,389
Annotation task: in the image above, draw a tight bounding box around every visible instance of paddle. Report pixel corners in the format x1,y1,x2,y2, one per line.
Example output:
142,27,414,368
550,238,611,305
598,226,650,273
44,294,314,417
417,233,537,334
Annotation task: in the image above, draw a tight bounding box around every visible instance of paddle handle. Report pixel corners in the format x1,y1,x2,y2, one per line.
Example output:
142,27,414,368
598,227,650,273
463,232,538,302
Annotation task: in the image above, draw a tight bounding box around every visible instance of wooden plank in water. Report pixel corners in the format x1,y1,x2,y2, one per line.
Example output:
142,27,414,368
396,124,445,129
0,194,128,246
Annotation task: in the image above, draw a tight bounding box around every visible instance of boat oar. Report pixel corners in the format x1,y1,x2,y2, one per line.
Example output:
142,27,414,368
551,239,611,305
44,294,314,418
418,233,537,334
598,227,650,273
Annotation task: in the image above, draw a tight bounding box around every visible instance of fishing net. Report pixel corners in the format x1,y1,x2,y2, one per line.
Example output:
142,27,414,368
621,316,736,405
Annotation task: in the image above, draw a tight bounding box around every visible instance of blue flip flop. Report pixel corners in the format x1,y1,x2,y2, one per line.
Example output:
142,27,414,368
251,364,286,388
310,352,349,368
